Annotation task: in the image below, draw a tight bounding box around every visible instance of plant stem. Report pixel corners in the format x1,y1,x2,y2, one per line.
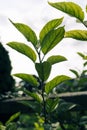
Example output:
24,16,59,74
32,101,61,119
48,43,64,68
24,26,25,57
42,85,46,123
38,50,47,123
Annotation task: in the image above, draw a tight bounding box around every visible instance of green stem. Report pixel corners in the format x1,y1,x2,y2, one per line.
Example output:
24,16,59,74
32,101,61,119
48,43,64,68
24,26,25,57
42,84,46,123
37,50,47,123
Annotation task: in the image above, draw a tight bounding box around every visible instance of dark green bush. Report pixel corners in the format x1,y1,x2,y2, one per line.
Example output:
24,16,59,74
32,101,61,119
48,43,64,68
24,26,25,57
0,43,15,94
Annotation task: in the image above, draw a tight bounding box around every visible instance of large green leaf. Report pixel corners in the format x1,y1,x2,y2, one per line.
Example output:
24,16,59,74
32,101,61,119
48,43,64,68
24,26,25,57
65,30,87,41
13,73,39,87
45,75,71,94
35,61,51,81
39,17,63,43
9,19,37,47
7,42,37,62
48,2,84,21
41,26,65,55
47,55,67,65
23,89,42,103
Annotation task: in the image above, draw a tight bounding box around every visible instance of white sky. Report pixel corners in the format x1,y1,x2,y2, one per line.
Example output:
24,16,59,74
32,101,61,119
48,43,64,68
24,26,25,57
0,0,87,81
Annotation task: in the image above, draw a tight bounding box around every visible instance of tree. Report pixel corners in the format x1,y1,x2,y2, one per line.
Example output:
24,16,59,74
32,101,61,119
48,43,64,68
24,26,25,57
0,43,15,94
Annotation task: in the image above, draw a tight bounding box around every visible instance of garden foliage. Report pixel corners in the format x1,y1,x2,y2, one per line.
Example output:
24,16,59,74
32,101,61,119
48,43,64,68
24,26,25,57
1,1,87,130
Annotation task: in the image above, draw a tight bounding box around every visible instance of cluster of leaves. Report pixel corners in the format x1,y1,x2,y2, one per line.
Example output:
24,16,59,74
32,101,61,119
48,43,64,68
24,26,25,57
56,52,87,93
2,1,87,130
47,1,87,130
0,112,46,130
7,8,70,125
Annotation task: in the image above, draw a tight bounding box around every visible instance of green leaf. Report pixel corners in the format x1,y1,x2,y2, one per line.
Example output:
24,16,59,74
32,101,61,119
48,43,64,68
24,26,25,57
9,19,37,47
7,42,37,62
47,55,67,65
23,89,42,103
13,73,39,87
46,98,59,113
0,125,5,130
77,52,85,59
57,102,76,114
79,116,87,125
6,112,20,125
86,5,87,13
41,26,65,55
84,61,87,66
45,75,71,94
81,70,87,75
77,52,87,60
40,17,63,43
48,2,84,21
19,101,42,113
69,69,79,78
65,30,87,41
83,21,87,27
35,61,51,81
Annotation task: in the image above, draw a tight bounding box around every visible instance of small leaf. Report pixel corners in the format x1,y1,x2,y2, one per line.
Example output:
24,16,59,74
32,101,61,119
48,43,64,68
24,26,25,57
45,75,71,94
81,70,87,75
47,55,67,65
40,17,63,43
6,112,20,125
41,26,65,55
77,52,87,60
9,19,37,47
86,5,87,13
46,98,59,113
65,30,87,41
69,69,79,78
83,21,87,27
35,61,51,81
84,61,87,66
23,89,42,103
13,73,39,87
7,42,37,62
48,2,84,21
77,52,85,59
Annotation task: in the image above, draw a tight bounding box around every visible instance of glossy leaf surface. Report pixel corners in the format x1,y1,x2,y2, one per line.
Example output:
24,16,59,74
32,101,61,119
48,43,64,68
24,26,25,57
48,2,84,21
13,73,39,87
35,61,51,81
41,27,65,55
45,75,71,94
65,30,87,41
40,17,63,43
9,20,37,47
7,42,37,62
47,55,67,65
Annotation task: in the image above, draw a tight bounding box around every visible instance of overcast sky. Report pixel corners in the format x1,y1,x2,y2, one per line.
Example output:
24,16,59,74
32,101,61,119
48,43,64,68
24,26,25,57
0,0,87,81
